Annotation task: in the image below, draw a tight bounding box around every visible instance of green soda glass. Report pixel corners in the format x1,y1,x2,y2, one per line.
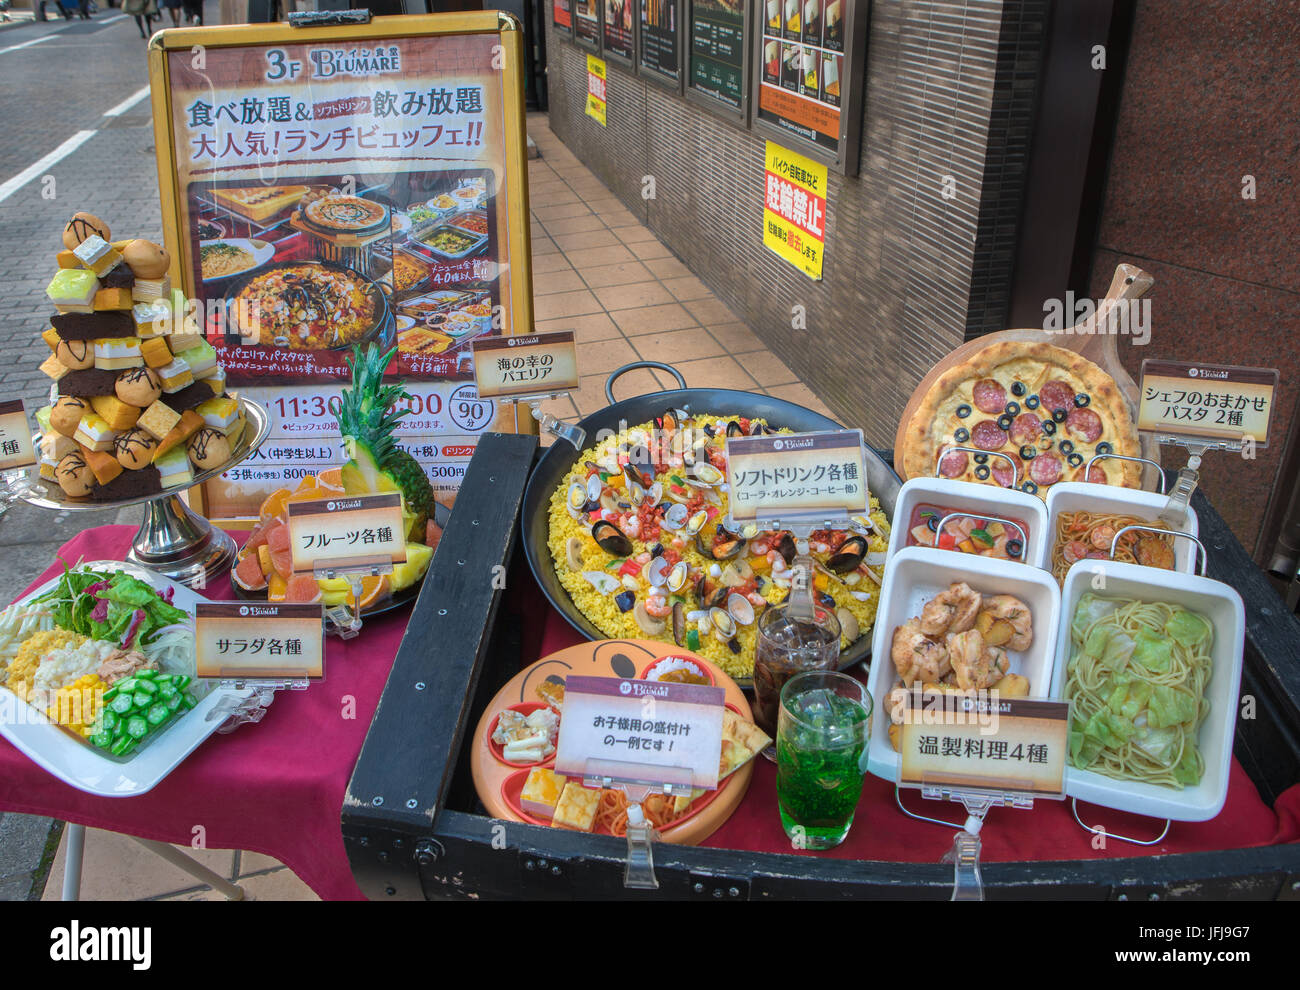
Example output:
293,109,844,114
776,670,872,850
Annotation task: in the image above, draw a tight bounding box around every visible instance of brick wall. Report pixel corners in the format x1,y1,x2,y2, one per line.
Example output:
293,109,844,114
543,0,1047,451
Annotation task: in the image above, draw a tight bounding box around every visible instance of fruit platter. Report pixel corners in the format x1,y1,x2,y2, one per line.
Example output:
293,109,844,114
230,344,444,616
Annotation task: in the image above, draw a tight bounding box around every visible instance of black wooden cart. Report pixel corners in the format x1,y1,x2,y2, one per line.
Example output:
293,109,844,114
341,434,1300,900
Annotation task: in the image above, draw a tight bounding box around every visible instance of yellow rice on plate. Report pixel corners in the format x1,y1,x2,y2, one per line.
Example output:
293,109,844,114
546,414,891,679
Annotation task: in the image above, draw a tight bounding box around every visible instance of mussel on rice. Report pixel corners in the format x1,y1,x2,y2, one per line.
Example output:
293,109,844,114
776,532,797,566
826,534,868,573
696,524,745,561
592,519,634,556
726,419,747,437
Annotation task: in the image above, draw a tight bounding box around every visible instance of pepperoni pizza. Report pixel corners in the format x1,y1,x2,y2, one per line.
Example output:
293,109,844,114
900,340,1141,496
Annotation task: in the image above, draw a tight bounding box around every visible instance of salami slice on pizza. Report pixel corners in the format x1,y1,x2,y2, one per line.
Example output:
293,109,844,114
901,340,1141,496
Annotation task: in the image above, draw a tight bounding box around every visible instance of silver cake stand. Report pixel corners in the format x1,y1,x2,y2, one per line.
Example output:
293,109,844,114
19,398,271,588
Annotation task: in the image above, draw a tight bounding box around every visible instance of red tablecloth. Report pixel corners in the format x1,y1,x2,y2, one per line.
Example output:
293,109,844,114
0,526,407,901
5,527,1297,902
534,599,1300,864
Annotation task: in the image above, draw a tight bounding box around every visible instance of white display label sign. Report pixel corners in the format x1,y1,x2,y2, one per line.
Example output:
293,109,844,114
553,676,726,791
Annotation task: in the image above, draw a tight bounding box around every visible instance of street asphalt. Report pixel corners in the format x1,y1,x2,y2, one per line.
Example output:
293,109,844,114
0,6,177,900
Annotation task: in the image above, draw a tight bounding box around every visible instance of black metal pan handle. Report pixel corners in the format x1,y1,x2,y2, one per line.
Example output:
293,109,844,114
605,362,687,405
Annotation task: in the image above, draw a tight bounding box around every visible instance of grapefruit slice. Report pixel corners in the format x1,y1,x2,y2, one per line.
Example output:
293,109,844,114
285,574,323,603
266,522,293,579
232,553,269,591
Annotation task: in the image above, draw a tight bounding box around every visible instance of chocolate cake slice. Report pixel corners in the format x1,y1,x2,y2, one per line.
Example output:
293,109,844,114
166,381,217,413
51,311,135,341
89,464,162,501
57,369,121,397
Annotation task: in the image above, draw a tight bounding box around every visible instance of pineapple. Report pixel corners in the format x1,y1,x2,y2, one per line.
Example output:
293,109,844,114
336,344,434,543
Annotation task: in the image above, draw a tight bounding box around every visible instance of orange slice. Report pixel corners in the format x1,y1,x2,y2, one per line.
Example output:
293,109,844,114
293,474,319,494
316,467,344,492
267,573,288,602
259,487,291,523
354,575,390,611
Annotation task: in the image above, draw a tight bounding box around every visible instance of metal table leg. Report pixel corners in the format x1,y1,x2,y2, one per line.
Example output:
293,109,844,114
130,838,247,900
60,822,84,901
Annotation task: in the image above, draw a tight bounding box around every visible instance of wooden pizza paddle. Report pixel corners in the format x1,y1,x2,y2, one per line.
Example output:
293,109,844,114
893,263,1161,490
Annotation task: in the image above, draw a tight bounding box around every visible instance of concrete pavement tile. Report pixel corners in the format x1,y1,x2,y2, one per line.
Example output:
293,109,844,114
569,337,640,376
669,355,760,391
532,236,562,256
643,257,694,280
592,281,675,310
535,312,622,342
574,371,666,415
661,276,713,301
542,213,608,235
43,827,238,901
565,245,636,269
610,303,699,335
532,202,593,222
628,240,674,260
768,382,834,417
600,210,642,228
708,322,766,354
685,297,740,325
630,327,725,362
613,226,660,244
532,289,604,321
532,253,576,274
736,350,799,386
554,229,622,251
532,269,589,294
579,260,655,288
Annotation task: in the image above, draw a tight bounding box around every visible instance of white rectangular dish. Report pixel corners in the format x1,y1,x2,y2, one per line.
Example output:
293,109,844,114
0,561,253,798
1052,562,1244,821
887,477,1050,570
866,546,1062,783
1045,482,1201,580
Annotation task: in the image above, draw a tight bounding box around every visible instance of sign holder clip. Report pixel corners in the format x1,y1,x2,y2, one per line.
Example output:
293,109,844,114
314,555,393,640
894,783,1036,901
207,676,309,732
524,393,587,451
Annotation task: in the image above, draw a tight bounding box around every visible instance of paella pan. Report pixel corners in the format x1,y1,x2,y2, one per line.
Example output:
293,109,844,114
522,362,902,682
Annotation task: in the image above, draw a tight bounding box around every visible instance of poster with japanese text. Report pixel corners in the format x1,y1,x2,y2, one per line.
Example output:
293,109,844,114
688,0,746,111
758,0,841,151
160,28,524,518
762,140,826,280
574,0,601,48
603,0,634,61
554,0,573,32
638,0,681,83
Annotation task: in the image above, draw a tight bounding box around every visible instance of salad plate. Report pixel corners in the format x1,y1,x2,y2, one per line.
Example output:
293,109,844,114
0,561,254,797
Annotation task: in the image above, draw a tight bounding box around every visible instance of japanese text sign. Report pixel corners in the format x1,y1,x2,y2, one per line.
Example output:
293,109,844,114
148,13,531,521
0,401,36,473
898,695,1068,797
1138,360,1278,447
586,54,608,126
471,331,579,399
286,492,407,574
554,675,726,791
725,428,866,524
195,602,324,679
763,141,827,279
